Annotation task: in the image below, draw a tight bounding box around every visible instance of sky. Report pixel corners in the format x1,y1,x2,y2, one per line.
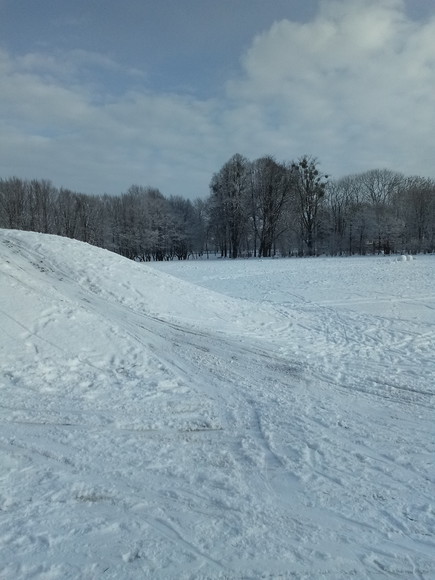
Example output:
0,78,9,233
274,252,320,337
1,0,434,199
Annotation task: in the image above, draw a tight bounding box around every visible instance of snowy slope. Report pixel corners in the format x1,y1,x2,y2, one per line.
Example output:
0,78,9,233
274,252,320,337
1,230,434,579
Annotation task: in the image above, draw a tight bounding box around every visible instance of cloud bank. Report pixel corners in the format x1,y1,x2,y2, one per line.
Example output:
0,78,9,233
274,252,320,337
1,0,434,198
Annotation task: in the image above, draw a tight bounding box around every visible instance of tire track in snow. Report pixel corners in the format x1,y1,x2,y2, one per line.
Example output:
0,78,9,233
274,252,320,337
73,294,435,575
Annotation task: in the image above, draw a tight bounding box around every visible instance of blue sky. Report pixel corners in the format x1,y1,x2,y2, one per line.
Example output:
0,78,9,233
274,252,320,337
1,0,434,199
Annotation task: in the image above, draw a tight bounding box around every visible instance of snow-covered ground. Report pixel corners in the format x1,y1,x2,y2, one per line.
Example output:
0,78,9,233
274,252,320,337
1,230,434,580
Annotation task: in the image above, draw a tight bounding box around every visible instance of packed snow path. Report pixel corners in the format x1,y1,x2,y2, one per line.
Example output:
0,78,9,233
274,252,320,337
1,231,434,579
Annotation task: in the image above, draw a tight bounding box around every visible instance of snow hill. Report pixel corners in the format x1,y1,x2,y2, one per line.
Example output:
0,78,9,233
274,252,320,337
1,229,434,579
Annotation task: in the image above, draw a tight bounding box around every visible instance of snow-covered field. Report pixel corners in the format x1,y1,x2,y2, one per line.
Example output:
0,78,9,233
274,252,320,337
1,230,434,580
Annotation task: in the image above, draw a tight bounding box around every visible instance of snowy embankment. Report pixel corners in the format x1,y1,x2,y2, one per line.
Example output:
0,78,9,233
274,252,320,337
1,230,434,579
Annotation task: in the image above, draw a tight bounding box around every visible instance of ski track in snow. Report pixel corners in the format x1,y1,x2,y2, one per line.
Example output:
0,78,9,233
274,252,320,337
1,230,434,579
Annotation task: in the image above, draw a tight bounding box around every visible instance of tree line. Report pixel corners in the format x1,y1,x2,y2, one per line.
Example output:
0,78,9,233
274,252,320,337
1,154,434,259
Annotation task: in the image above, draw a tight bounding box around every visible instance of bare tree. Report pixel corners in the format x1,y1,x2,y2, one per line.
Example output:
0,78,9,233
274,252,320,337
209,154,250,258
0,177,28,229
354,169,404,254
55,188,80,239
249,156,292,257
325,177,354,255
291,156,328,256
396,176,435,253
28,179,56,234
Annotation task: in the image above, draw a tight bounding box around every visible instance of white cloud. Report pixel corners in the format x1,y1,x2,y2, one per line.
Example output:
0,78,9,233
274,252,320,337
1,0,434,198
227,0,435,177
0,47,221,196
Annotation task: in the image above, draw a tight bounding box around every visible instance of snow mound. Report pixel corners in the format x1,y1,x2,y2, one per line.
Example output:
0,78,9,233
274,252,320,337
1,230,434,579
396,254,415,262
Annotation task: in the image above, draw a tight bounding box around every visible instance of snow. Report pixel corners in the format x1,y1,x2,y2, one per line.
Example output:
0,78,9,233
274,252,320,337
1,230,434,580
